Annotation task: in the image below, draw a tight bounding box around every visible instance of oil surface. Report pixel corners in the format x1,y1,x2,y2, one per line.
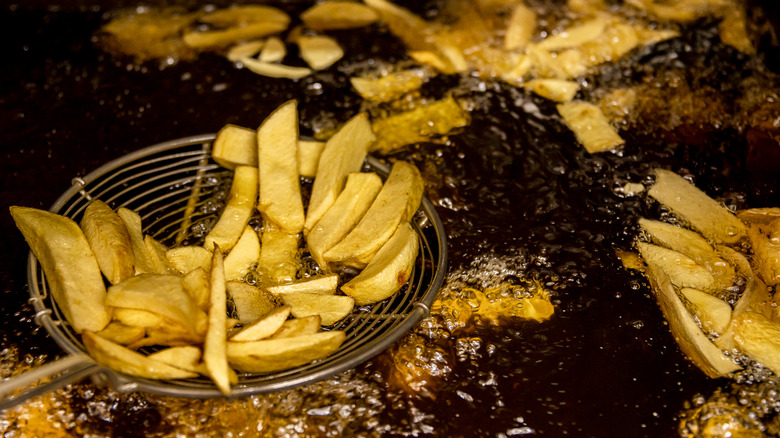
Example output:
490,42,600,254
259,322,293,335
1,1,780,437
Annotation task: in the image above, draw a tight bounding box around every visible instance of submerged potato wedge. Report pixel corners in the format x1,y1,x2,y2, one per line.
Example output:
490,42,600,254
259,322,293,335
280,292,354,326
556,101,625,154
229,305,291,342
301,1,379,30
83,331,198,380
648,168,747,244
241,57,313,80
298,35,344,70
258,223,300,284
341,222,418,305
166,245,212,275
199,5,290,27
265,274,339,296
680,287,732,335
227,281,278,324
223,226,260,282
305,113,374,233
183,22,289,49
307,172,383,270
504,3,536,50
204,247,231,395
80,200,135,285
257,100,305,233
227,331,346,373
636,242,718,292
734,311,780,376
204,165,258,252
212,124,257,170
324,161,424,269
747,222,780,286
10,206,110,333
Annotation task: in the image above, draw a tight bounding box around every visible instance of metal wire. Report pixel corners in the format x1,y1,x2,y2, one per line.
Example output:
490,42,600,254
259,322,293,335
26,134,448,398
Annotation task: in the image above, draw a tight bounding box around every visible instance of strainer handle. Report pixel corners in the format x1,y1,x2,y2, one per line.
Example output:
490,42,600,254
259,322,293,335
0,353,102,411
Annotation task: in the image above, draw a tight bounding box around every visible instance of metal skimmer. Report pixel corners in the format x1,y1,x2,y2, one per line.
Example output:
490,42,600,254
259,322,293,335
0,134,447,408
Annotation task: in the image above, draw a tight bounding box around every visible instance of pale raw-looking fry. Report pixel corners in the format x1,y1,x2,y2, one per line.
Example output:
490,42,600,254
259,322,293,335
737,207,780,226
147,345,202,374
307,172,383,270
166,245,212,275
80,200,135,285
304,113,374,233
556,101,625,153
182,267,211,311
643,262,741,378
96,321,146,346
257,100,305,233
734,311,780,376
199,5,290,28
270,315,321,339
117,207,158,275
280,293,355,326
537,15,608,51
301,1,379,30
524,79,579,103
747,223,780,286
639,218,735,290
325,161,424,269
259,36,286,63
298,140,325,178
229,306,291,342
227,331,346,373
298,35,344,70
636,242,718,292
265,274,339,296
258,223,300,284
370,96,470,154
212,125,257,170
226,40,265,62
204,165,258,252
648,168,747,244
714,277,772,352
504,3,536,50
204,246,231,395
183,22,289,49
679,287,732,335
240,57,313,80
113,308,167,329
107,274,201,336
341,222,418,305
82,331,199,380
10,206,111,333
350,69,427,103
227,281,278,324
144,235,177,275
223,226,260,282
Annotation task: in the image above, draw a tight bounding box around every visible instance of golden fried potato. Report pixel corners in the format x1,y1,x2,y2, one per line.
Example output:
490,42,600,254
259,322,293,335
301,1,379,30
229,306,291,342
280,292,354,326
265,274,339,296
269,315,322,339
258,222,300,284
80,200,135,285
298,35,344,70
227,281,278,324
223,226,260,282
226,331,345,373
204,165,258,252
166,245,212,275
204,247,231,395
212,124,257,170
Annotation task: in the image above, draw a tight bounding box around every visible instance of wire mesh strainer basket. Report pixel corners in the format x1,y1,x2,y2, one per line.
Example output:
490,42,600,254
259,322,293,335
3,134,447,406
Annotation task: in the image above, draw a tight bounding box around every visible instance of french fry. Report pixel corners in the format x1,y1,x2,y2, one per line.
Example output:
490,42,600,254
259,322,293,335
298,35,344,70
300,1,379,30
199,5,290,28
96,321,146,346
10,206,111,333
324,161,424,269
227,281,278,324
280,292,354,326
679,287,732,335
265,274,339,296
298,140,325,178
270,315,321,339
259,36,286,63
349,69,427,103
166,245,212,275
257,100,305,233
734,311,780,376
240,57,313,80
183,22,289,49
144,235,177,275
147,345,202,374
258,222,300,284
80,200,135,285
556,101,624,153
182,267,211,311
117,207,158,275
223,226,260,282
504,3,536,50
229,306,291,342
212,125,257,170
636,242,718,292
204,246,231,395
204,165,258,252
226,331,346,373
226,40,265,62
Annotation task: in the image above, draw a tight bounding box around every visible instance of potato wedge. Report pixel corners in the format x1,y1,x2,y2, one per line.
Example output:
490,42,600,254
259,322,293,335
10,206,110,333
80,200,135,285
734,311,780,376
298,35,344,70
556,101,624,154
223,226,260,282
307,172,383,271
257,100,305,233
298,140,325,178
204,246,231,395
341,222,418,305
96,321,146,346
301,1,379,30
147,345,202,374
227,331,346,373
504,3,536,50
229,305,291,342
240,57,313,80
258,222,300,284
144,235,177,275
737,207,780,226
107,274,200,335
183,22,289,49
324,161,424,269
270,315,321,339
636,242,718,292
212,124,257,170
259,36,286,63
166,245,212,275
265,274,339,296
280,292,354,326
747,222,780,286
82,331,198,380
304,113,374,233
226,40,265,62
182,267,211,311
204,165,258,252
349,69,427,103
536,15,608,51
117,207,158,275
648,168,747,244
199,5,290,28
643,262,741,377
680,287,732,335
113,308,167,329
227,281,278,324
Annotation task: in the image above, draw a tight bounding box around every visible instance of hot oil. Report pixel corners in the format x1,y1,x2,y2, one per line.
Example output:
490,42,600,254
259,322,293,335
2,1,780,436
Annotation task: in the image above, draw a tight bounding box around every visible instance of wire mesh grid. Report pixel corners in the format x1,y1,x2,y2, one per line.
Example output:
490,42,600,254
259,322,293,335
25,134,448,398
